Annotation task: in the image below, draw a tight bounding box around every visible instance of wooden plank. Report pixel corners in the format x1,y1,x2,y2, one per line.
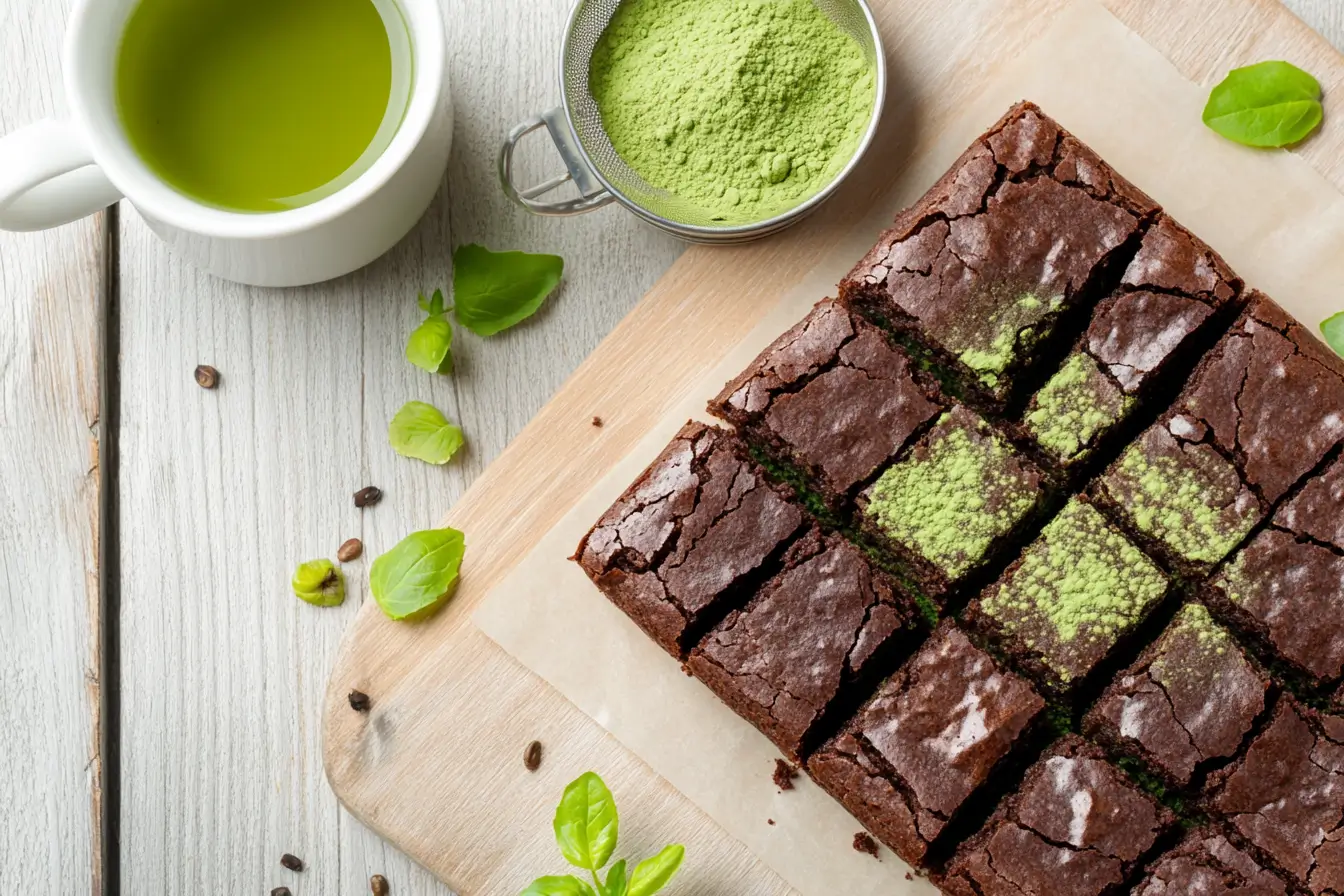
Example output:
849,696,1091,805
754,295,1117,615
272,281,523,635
322,1,1344,895
0,0,107,892
113,0,681,892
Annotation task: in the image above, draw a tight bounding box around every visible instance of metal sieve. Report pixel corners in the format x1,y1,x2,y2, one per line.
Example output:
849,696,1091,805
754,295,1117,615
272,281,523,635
498,0,887,243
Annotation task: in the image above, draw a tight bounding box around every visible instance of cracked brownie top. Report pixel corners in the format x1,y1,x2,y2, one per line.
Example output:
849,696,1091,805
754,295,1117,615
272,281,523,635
686,527,913,761
1085,603,1269,787
1134,827,1290,896
942,735,1175,896
842,101,1157,407
968,497,1169,695
1023,214,1242,468
1207,452,1344,686
708,298,943,501
574,421,806,658
807,621,1045,865
1206,697,1344,894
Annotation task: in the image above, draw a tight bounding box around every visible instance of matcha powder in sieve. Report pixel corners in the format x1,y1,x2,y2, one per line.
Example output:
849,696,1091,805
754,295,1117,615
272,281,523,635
588,0,877,224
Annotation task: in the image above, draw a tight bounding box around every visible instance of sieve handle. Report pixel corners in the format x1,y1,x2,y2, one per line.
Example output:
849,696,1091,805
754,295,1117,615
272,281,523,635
499,107,615,216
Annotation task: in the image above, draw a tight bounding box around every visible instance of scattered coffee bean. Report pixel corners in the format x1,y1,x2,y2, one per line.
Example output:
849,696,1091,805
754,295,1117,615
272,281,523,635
591,416,603,427
194,365,220,389
348,689,371,712
354,486,382,508
852,832,879,858
271,888,292,896
772,758,798,791
337,538,363,562
767,818,775,826
280,853,303,872
370,873,390,895
523,740,543,772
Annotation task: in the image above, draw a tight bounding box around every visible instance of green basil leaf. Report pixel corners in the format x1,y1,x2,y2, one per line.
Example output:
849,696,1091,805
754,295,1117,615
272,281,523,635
626,845,684,896
452,244,564,337
553,772,619,872
519,875,597,896
388,400,464,465
291,559,345,607
1203,60,1323,148
604,860,627,896
368,527,465,620
1322,312,1344,358
406,315,454,374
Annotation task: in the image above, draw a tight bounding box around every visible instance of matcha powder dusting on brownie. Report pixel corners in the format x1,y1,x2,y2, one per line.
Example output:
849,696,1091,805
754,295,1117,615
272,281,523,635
588,0,876,224
1026,353,1134,462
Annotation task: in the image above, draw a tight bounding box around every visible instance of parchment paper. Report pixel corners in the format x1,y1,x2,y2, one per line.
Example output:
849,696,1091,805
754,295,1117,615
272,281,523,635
476,3,1344,893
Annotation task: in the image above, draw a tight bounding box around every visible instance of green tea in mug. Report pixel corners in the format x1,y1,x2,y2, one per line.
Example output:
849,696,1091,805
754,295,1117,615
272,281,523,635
116,0,412,212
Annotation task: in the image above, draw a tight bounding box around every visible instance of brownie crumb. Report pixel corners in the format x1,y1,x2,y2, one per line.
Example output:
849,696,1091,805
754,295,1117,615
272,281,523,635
524,740,543,772
853,832,879,858
773,759,798,790
592,416,603,427
348,690,371,712
767,818,775,826
279,853,303,872
904,872,912,880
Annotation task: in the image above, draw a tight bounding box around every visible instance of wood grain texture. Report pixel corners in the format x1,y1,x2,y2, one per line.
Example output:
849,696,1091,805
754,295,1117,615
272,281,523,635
320,2,1344,896
0,0,107,893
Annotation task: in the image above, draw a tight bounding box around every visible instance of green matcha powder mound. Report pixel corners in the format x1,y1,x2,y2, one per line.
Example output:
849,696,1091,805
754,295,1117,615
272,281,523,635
980,499,1166,681
589,0,876,224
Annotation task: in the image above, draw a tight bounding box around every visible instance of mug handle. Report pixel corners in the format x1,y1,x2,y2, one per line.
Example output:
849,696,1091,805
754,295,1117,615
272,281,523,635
0,119,123,232
499,106,615,216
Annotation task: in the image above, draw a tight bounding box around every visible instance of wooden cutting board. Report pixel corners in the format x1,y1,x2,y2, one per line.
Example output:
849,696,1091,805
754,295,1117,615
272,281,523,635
323,2,1344,893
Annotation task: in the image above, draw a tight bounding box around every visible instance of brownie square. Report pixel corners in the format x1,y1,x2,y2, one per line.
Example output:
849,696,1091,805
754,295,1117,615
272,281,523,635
841,101,1157,411
1206,697,1344,894
1094,292,1344,577
707,298,943,509
965,497,1169,695
942,735,1176,896
574,421,806,659
856,405,1047,601
686,528,916,762
1085,603,1270,788
1022,214,1242,471
1133,827,1291,896
1205,452,1344,688
807,621,1045,867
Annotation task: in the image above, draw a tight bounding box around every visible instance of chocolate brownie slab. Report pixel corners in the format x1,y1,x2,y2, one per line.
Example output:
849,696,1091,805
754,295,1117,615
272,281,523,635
1023,214,1242,472
1085,603,1270,788
1206,697,1344,894
856,405,1047,601
1094,292,1344,577
941,735,1176,896
965,497,1169,696
686,528,916,762
1205,452,1344,688
807,621,1045,867
707,298,943,510
574,421,806,659
1134,827,1292,896
842,101,1157,411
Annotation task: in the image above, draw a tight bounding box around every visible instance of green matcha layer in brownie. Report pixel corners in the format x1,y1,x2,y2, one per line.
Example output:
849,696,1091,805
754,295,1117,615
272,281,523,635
856,405,1047,603
841,101,1158,412
964,497,1168,696
1021,214,1242,474
1093,291,1344,578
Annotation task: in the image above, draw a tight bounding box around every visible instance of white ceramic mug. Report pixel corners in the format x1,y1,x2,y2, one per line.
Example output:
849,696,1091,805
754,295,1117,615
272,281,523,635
0,0,453,287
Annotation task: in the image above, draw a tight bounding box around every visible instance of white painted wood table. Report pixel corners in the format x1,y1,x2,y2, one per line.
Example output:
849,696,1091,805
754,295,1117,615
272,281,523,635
0,1,1340,893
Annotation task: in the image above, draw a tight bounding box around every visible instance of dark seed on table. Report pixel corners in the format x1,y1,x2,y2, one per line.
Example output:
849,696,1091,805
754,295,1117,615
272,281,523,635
853,832,879,858
592,416,603,427
354,486,382,508
337,538,363,562
271,888,292,896
348,690,371,712
370,873,390,895
280,853,303,872
772,758,797,790
524,740,543,771
194,365,219,389
767,818,775,826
